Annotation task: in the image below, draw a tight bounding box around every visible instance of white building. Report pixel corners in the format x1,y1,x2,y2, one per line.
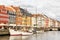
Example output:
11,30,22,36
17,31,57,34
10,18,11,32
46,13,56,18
31,14,45,28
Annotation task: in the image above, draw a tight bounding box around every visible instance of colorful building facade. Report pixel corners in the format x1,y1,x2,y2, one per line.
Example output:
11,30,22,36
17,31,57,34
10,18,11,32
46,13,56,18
31,14,45,28
0,5,9,24
11,6,22,25
6,6,16,24
0,5,60,29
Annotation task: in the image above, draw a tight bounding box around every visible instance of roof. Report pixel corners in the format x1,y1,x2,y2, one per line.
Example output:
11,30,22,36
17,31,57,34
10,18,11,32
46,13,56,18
20,8,32,17
5,6,16,12
32,14,44,18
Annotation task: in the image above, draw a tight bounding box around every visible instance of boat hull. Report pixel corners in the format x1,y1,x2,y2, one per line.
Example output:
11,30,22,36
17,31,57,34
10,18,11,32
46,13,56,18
9,29,33,36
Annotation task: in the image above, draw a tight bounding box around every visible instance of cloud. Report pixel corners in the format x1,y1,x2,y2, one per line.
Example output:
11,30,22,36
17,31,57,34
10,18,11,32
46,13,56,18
44,11,56,18
0,0,60,21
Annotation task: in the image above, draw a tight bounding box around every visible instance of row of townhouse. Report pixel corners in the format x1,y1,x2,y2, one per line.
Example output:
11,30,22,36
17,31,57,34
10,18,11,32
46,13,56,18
0,5,32,27
0,5,60,29
48,18,60,28
31,14,49,29
31,14,60,29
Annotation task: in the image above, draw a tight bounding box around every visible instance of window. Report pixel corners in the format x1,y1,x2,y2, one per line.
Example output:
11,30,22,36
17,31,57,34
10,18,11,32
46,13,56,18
0,14,8,17
8,11,16,15
34,24,37,26
1,9,7,13
0,18,9,21
9,15,16,24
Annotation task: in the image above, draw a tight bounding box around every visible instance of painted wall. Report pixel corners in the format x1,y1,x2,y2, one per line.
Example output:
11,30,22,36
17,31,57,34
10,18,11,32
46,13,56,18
0,5,9,24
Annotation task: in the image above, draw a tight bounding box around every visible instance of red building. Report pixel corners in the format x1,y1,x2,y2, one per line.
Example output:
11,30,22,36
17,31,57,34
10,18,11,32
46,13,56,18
0,5,9,24
45,18,49,28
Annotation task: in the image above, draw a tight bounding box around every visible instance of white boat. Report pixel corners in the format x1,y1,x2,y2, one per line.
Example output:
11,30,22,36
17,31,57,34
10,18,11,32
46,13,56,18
9,28,33,36
9,24,33,36
9,28,22,36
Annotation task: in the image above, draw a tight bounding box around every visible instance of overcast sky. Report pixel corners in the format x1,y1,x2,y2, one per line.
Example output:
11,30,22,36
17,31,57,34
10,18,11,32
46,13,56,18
0,0,60,21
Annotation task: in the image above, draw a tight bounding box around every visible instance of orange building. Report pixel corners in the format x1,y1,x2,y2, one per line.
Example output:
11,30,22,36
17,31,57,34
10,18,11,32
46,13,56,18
10,6,22,25
5,6,16,24
0,5,9,24
6,6,32,27
16,16,22,25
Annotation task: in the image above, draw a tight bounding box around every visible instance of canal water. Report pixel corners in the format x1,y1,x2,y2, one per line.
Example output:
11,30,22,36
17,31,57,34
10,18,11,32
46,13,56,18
0,31,60,40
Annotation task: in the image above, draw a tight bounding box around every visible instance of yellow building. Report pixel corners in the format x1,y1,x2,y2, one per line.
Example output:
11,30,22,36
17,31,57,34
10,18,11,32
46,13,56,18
21,15,32,27
26,16,32,27
22,16,27,26
11,6,32,27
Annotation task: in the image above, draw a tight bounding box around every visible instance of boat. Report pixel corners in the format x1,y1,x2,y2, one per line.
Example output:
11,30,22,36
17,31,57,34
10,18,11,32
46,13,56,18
9,28,33,36
9,24,33,36
9,28,22,36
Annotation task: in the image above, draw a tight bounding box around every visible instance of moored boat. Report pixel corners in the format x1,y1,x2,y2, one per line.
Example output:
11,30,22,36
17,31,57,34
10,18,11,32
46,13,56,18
9,28,33,36
9,24,33,36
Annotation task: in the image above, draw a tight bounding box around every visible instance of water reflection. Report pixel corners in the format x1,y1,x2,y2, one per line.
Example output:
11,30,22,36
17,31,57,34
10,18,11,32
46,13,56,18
0,36,9,40
26,31,60,40
9,36,22,40
9,36,29,40
0,31,60,40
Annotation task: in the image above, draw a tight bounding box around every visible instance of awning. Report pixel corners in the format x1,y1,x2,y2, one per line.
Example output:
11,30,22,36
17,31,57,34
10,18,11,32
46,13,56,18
0,23,8,26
